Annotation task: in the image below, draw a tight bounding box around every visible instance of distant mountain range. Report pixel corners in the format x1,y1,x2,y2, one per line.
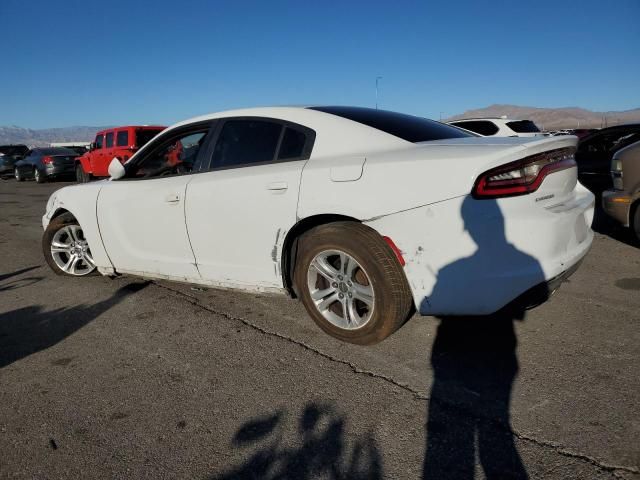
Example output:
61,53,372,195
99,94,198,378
2,105,640,145
445,105,640,130
0,126,110,147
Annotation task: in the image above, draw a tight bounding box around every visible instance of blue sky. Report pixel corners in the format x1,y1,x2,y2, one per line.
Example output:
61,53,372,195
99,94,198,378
1,0,638,129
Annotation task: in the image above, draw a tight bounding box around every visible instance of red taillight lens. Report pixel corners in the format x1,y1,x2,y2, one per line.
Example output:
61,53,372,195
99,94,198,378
472,147,576,199
42,156,53,164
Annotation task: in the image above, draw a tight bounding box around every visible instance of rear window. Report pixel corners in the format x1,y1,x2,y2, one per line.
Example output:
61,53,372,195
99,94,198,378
136,129,164,148
451,120,499,136
506,120,540,133
38,148,78,155
309,106,473,142
278,127,307,160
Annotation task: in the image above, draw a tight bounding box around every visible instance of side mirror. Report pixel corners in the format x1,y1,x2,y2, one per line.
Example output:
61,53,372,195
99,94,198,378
108,157,126,180
89,142,96,151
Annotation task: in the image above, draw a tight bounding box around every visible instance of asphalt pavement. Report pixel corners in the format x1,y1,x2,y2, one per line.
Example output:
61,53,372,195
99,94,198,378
1,179,638,479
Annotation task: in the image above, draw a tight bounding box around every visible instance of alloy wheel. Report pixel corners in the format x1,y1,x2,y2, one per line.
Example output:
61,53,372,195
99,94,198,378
50,225,96,276
306,249,375,330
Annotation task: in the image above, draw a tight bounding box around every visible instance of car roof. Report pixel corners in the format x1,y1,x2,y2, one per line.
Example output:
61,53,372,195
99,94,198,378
449,118,525,122
95,125,166,134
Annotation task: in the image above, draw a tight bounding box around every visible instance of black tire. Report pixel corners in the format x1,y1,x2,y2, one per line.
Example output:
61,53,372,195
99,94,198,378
76,163,90,183
14,167,24,182
632,201,640,244
43,213,97,277
34,168,46,184
294,222,413,345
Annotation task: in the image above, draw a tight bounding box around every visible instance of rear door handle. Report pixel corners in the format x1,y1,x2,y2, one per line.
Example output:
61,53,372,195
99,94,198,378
267,181,288,191
165,193,180,203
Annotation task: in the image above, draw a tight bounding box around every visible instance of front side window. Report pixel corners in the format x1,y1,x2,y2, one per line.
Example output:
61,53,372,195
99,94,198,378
95,134,104,149
126,130,208,178
211,120,283,169
105,132,114,148
116,130,129,147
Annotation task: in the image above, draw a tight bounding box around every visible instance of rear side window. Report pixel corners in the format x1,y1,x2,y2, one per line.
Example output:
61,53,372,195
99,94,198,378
211,120,283,169
278,128,307,160
506,120,540,133
95,134,104,149
116,130,129,147
451,121,499,136
309,106,472,142
105,132,114,148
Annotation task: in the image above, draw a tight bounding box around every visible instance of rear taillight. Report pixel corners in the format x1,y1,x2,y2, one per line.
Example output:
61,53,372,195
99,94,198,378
42,156,53,164
472,147,576,199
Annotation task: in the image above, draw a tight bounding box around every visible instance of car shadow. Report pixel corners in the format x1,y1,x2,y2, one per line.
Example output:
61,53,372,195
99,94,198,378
211,402,383,480
420,197,548,479
0,265,40,282
0,281,149,368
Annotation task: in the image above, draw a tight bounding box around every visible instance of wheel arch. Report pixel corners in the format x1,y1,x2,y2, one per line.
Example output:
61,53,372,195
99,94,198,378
281,214,361,298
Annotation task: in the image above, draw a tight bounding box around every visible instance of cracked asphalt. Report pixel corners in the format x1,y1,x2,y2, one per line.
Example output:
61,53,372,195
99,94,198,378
1,180,639,479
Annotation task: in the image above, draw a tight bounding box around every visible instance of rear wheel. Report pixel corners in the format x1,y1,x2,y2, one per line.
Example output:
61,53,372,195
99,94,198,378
14,167,24,182
43,214,96,276
34,168,46,184
76,164,90,183
294,222,413,345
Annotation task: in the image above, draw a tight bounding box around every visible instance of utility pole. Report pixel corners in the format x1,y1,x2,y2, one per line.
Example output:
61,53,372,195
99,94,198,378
375,76,382,109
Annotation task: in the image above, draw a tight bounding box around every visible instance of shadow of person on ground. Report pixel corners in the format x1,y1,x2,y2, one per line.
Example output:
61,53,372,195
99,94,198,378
0,265,40,282
422,197,549,480
213,402,382,480
0,281,149,368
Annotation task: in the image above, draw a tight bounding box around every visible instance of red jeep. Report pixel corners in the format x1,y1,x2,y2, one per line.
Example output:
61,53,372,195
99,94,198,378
76,125,166,182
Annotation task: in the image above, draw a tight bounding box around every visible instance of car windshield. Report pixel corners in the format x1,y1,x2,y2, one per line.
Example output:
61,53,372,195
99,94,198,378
506,120,541,133
309,106,473,142
136,129,164,148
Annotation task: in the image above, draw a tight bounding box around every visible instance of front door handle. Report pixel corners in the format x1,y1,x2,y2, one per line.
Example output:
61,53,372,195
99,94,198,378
267,181,288,191
165,193,180,204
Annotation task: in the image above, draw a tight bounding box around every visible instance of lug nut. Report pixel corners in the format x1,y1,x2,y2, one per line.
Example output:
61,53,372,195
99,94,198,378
332,282,338,287
339,293,344,299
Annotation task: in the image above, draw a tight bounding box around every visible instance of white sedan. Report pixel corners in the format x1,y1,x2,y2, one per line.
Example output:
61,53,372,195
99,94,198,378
42,106,594,344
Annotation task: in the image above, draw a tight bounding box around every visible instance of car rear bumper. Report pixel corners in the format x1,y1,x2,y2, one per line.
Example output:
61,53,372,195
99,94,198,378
602,189,631,227
45,164,75,177
365,185,594,316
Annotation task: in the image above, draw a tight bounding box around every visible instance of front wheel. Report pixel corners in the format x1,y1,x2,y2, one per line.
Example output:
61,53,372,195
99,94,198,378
294,222,413,345
14,167,24,181
43,214,97,276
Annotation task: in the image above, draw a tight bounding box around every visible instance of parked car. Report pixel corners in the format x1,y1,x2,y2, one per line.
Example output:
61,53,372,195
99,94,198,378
602,140,640,242
0,144,30,178
15,147,79,183
75,125,166,182
41,106,594,344
448,117,546,137
575,124,640,194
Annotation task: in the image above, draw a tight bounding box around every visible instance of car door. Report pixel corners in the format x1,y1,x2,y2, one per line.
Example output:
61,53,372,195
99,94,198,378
185,118,315,289
96,123,214,279
90,133,105,176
